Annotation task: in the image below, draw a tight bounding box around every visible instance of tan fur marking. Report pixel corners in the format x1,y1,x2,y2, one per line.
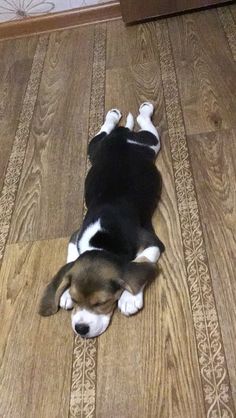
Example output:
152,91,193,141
133,255,150,263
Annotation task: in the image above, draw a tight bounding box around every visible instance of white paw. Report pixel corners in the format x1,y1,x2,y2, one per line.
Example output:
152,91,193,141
60,289,74,310
125,112,134,130
139,102,154,117
67,242,79,263
118,290,143,316
106,109,122,124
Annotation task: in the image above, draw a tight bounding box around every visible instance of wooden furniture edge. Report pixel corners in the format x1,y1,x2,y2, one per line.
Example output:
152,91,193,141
120,0,231,23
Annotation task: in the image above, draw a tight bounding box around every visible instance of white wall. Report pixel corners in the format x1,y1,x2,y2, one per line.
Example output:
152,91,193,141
0,0,112,23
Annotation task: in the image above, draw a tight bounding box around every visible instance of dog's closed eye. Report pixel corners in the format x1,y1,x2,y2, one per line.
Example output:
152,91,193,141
92,299,112,308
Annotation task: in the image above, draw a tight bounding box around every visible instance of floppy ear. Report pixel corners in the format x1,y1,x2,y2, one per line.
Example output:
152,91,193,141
38,262,74,317
120,260,157,294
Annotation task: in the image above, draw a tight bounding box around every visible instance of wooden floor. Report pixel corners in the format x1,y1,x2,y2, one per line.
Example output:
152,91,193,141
0,5,236,418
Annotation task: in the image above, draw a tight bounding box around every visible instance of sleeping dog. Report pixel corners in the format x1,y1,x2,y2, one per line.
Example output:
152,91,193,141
39,102,164,338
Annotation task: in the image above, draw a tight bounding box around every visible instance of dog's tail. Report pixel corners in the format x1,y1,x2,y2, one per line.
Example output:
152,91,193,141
125,113,134,130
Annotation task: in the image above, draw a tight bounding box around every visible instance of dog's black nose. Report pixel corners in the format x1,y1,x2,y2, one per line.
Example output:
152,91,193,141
75,323,89,336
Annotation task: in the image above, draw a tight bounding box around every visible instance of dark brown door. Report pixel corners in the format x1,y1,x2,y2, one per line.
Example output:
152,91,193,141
120,0,230,23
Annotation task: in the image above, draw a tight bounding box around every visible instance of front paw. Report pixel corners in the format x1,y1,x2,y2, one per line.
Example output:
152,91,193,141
118,290,143,316
60,289,74,310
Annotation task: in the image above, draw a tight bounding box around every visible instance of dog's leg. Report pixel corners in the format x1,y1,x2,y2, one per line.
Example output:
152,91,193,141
67,242,80,263
118,288,144,316
59,242,80,310
125,112,134,130
137,102,158,137
135,245,161,263
59,289,74,310
118,245,161,316
89,109,122,162
97,108,122,135
137,102,160,154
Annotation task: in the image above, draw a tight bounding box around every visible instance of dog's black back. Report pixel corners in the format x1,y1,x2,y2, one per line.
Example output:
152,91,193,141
77,127,164,262
86,127,162,221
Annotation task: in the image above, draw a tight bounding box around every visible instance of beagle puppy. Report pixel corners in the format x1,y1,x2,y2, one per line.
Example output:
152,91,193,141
39,103,164,338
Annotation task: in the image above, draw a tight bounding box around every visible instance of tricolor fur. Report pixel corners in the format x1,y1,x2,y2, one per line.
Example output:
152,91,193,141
39,103,165,338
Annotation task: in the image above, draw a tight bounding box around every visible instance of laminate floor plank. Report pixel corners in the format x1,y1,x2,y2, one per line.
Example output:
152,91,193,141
106,20,160,69
168,9,236,135
0,37,38,193
106,20,166,133
9,27,94,243
106,62,166,133
188,128,236,405
0,238,73,418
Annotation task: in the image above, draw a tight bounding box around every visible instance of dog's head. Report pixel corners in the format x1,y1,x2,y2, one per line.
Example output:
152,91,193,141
39,250,156,338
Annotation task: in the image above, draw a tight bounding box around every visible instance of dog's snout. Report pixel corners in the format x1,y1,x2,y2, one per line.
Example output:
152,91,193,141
75,323,89,336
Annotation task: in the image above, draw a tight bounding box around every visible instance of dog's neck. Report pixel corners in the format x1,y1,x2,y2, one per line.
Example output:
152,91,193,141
78,205,138,262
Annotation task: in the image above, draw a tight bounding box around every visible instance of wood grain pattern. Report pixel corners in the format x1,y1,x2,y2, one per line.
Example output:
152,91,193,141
106,20,167,133
96,138,205,418
9,27,94,243
217,6,236,61
157,18,235,416
188,128,236,406
168,9,236,135
106,20,160,69
0,36,48,264
106,63,166,133
0,238,74,418
0,37,38,193
95,25,205,415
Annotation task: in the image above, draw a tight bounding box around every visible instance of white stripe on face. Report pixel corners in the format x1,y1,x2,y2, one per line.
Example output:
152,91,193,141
72,308,111,338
